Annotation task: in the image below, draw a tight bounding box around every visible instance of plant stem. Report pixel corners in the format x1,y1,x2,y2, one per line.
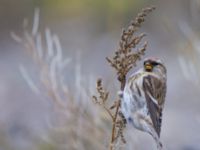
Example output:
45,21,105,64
109,76,126,150
110,100,120,150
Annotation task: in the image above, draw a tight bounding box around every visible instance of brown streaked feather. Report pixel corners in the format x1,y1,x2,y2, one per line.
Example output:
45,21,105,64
143,75,166,137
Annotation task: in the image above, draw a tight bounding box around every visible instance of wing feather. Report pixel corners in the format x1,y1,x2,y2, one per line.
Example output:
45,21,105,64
143,75,166,137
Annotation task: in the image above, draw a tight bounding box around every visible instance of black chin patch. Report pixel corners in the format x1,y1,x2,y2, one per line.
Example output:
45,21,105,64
145,68,152,72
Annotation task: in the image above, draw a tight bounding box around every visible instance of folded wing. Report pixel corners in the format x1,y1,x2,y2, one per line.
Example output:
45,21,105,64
143,75,166,137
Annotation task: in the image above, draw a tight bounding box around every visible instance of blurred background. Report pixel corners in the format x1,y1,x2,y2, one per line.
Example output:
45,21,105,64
0,0,200,150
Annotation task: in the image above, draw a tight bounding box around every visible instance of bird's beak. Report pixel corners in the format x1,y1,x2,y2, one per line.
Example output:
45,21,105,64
145,63,153,72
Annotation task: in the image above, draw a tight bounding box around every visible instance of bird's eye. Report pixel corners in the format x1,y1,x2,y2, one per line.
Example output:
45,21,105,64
152,62,159,66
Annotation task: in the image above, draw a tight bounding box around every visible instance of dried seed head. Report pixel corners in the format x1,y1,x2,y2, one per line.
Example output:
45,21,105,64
106,6,155,90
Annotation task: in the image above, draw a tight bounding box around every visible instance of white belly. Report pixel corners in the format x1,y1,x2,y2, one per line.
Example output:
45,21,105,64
121,76,148,123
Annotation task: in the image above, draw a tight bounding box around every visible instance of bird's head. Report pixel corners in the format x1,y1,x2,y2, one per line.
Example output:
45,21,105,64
143,57,167,76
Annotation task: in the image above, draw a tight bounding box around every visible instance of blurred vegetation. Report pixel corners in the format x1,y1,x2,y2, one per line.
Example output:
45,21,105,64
2,0,200,149
31,0,152,31
35,0,148,15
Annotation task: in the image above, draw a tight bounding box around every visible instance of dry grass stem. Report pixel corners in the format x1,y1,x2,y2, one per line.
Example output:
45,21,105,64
93,6,155,150
13,8,106,150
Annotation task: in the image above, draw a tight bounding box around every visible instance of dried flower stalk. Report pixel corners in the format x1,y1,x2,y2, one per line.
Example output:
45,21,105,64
12,8,106,150
93,6,155,150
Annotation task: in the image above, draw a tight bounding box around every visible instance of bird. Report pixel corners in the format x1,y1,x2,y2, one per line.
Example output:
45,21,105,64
121,57,167,150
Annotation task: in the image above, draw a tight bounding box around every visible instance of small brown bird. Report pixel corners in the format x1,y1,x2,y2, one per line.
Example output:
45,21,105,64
121,57,167,149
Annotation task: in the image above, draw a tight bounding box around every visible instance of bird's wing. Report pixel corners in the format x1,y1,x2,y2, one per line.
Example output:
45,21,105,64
143,74,166,137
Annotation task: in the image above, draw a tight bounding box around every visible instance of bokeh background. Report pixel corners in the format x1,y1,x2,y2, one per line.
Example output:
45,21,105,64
0,0,200,150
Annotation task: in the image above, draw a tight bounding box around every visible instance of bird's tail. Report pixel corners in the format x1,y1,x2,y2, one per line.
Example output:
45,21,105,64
146,125,163,150
156,140,163,150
